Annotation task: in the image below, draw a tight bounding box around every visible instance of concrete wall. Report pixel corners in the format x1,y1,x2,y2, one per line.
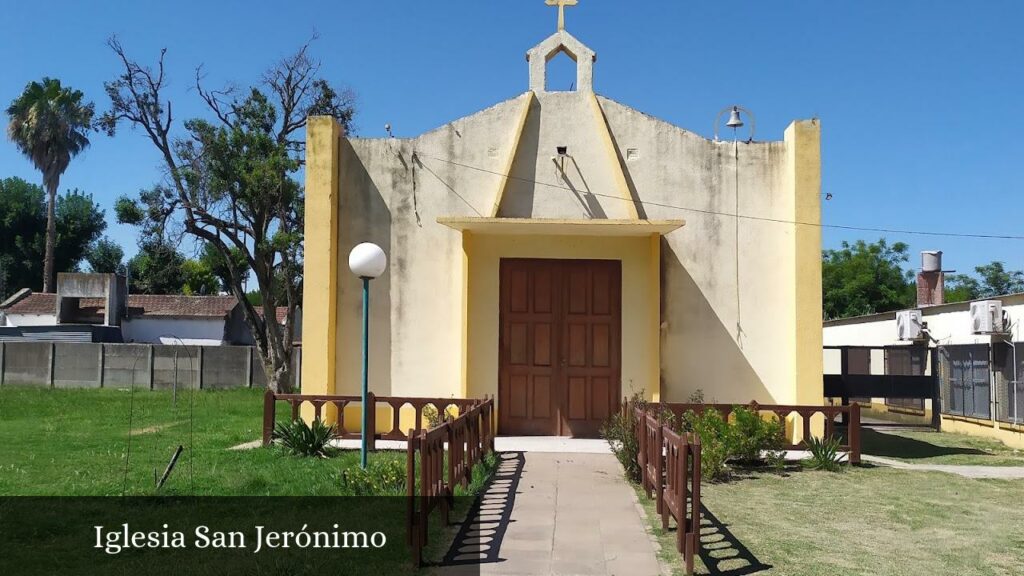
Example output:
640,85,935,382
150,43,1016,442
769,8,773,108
0,342,287,390
202,346,251,390
152,345,201,390
53,343,102,388
103,344,151,388
1,342,52,386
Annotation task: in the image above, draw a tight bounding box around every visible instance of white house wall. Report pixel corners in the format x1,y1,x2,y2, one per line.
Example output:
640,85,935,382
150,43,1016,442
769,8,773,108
122,318,226,346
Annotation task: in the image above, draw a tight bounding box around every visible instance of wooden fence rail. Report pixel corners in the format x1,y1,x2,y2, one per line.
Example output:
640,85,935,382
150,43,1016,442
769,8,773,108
631,402,702,575
662,427,702,576
631,400,862,465
262,389,483,447
407,398,495,566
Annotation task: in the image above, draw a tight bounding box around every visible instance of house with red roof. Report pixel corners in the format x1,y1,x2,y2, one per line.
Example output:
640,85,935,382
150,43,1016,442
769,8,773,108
0,273,299,345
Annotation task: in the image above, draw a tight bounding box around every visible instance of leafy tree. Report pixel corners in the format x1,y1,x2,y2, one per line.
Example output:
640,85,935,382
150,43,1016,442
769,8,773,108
126,239,185,294
945,274,981,303
101,38,354,392
974,262,1024,297
822,239,915,320
181,259,219,295
0,177,44,297
200,242,248,293
86,237,125,274
54,190,106,274
6,78,94,292
0,178,105,297
945,261,1024,303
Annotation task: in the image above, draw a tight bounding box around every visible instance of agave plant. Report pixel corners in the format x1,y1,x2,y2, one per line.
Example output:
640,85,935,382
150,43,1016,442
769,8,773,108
804,435,845,472
272,419,336,458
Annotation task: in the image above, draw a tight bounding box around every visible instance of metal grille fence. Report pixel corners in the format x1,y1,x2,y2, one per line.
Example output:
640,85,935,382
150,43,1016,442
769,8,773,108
938,345,992,419
994,342,1024,425
885,346,928,411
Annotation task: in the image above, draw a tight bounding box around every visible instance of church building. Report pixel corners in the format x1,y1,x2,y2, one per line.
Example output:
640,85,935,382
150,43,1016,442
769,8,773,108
301,3,823,437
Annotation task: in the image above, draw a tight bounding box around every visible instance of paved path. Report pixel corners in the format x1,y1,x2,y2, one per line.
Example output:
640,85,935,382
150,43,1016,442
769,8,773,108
862,454,1024,479
438,452,663,576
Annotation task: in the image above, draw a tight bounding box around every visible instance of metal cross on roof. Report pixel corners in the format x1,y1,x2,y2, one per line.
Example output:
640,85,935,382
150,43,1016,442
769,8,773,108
545,0,578,32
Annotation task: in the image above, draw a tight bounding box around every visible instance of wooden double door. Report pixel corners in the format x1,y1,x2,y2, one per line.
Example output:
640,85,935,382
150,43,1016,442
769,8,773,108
498,259,622,437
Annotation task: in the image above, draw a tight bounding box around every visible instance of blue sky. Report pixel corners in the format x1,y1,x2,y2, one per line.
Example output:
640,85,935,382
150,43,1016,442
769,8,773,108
2,1,1022,275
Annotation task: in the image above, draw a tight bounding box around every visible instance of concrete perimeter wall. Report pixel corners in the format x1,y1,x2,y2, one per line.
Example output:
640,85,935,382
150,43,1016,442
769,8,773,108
0,342,300,390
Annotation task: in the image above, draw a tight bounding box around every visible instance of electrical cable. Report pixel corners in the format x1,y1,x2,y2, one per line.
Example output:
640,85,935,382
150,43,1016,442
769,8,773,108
412,151,1024,241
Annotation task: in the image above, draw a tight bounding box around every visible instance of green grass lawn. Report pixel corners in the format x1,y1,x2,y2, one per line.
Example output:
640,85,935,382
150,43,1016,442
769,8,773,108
861,427,1024,467
0,386,385,495
0,386,494,573
638,465,1024,576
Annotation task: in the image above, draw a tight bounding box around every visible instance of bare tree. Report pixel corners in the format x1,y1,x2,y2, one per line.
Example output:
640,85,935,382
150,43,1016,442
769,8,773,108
101,37,355,392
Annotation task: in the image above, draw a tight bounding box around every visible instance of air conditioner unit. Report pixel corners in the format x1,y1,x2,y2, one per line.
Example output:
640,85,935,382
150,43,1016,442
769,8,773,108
896,309,923,341
970,300,1005,334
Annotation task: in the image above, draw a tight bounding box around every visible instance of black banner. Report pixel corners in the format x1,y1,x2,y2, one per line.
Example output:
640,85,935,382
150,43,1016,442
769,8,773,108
0,497,476,575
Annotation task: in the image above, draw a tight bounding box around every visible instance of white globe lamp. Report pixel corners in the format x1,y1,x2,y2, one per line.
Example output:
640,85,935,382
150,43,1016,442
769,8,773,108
349,243,387,279
349,242,387,470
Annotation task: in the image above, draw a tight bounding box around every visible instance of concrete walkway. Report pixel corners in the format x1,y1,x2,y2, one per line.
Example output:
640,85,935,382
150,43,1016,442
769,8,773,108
862,454,1024,479
437,452,663,576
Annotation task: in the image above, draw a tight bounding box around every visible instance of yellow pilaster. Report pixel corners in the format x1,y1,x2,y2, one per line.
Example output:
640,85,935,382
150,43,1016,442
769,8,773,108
460,231,473,399
649,233,661,402
489,92,535,217
786,119,823,439
589,94,640,219
300,116,342,424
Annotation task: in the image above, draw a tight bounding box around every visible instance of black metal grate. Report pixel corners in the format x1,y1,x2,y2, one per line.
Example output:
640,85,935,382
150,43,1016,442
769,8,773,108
884,346,928,410
938,344,992,420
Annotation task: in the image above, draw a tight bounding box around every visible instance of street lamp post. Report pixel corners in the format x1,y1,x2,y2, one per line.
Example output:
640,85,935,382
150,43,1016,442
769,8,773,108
348,242,387,469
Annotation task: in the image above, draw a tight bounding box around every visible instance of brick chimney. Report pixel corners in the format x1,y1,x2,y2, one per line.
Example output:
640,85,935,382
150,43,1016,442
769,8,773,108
917,251,944,307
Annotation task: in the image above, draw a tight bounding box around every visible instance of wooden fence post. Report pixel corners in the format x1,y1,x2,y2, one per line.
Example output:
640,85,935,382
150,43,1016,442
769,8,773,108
849,402,862,465
262,388,276,446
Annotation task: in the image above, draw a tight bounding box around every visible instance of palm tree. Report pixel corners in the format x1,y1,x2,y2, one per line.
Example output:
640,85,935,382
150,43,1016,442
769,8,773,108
6,78,94,292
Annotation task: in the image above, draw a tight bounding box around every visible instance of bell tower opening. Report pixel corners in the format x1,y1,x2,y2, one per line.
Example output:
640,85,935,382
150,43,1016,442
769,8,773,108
545,48,578,92
528,32,596,93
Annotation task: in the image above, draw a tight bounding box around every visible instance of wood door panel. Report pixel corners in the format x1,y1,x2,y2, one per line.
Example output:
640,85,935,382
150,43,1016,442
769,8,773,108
533,324,552,366
559,260,621,437
509,323,528,365
568,323,587,367
592,324,610,367
567,377,587,420
592,377,610,420
534,268,553,313
499,259,621,437
532,376,552,418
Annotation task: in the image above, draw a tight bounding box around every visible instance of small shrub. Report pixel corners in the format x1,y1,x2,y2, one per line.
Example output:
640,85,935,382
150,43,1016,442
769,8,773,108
685,408,732,481
422,404,455,428
273,419,336,458
340,459,406,496
601,393,644,483
804,435,844,472
731,407,785,465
